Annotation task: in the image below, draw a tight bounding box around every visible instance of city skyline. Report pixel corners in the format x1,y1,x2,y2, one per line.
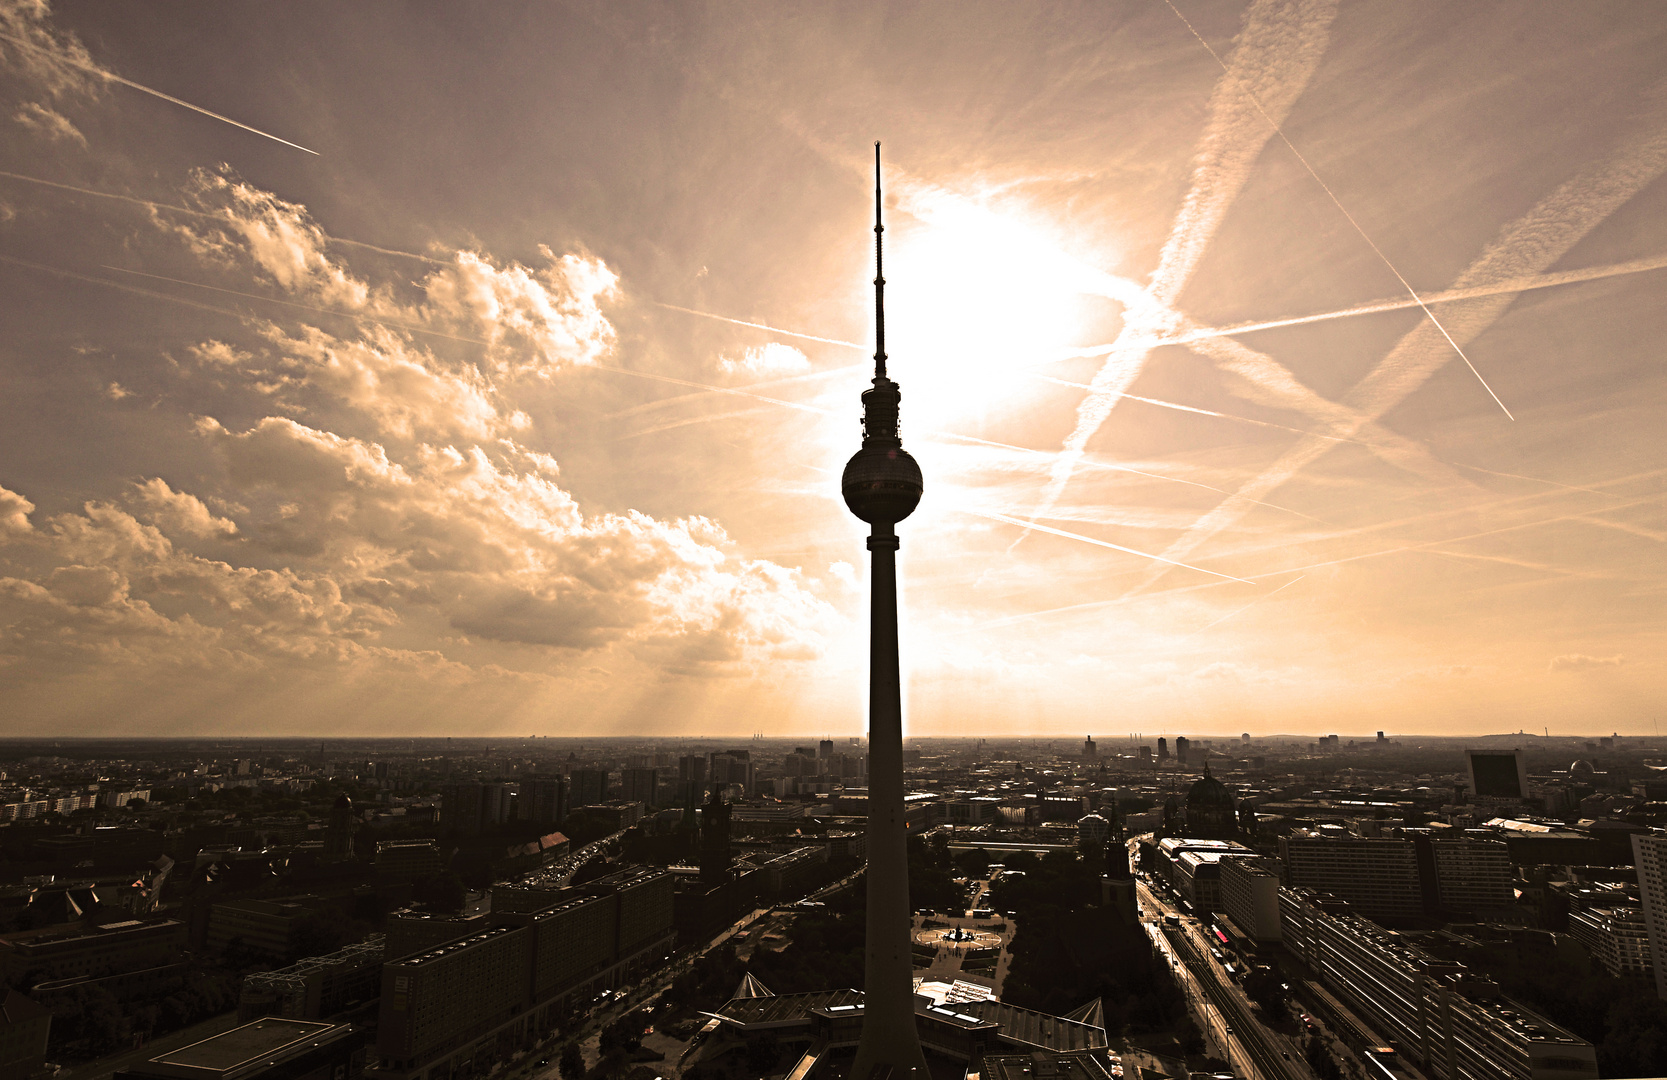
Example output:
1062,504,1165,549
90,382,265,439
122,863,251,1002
2,1,1665,737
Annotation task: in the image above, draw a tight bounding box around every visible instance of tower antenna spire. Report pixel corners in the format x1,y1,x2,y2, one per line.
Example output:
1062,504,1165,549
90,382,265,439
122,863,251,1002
873,141,887,381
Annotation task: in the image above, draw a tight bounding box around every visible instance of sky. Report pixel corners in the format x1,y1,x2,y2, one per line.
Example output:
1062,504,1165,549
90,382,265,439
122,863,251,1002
0,1,1663,739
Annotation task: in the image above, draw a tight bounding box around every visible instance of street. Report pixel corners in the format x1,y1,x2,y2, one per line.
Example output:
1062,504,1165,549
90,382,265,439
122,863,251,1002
1136,875,1313,1080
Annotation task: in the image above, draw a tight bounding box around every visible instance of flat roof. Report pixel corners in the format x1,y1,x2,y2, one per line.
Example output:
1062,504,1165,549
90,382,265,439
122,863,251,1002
153,1017,339,1074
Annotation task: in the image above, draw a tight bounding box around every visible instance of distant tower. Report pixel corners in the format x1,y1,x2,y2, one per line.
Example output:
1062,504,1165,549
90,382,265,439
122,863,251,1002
1157,737,1169,762
699,783,733,885
324,794,357,861
1082,735,1097,760
1174,736,1190,766
842,142,929,1079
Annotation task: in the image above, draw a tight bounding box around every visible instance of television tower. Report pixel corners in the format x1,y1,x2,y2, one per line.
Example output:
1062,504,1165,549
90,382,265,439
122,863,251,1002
842,141,928,1079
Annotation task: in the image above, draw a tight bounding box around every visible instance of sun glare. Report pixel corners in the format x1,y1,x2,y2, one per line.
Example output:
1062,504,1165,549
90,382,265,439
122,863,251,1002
883,188,1126,431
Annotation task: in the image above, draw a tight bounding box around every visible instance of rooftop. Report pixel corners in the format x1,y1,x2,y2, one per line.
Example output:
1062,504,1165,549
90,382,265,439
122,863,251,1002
149,1017,342,1076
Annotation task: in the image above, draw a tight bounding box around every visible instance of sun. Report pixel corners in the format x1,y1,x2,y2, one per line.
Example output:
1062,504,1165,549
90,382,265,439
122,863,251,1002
881,187,1130,431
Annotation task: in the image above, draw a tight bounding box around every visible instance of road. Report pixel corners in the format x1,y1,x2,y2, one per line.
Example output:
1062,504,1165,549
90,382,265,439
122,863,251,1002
1137,875,1312,1080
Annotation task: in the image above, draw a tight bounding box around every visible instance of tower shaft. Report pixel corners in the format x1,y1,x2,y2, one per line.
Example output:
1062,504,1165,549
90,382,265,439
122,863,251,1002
850,523,927,1079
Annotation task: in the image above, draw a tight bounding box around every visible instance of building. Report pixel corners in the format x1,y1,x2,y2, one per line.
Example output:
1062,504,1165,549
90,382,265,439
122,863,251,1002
1174,736,1189,765
620,767,660,808
1632,832,1667,1000
375,839,444,879
1424,835,1512,913
375,870,675,1080
1466,748,1529,800
208,898,322,960
1280,831,1423,921
1280,891,1597,1080
1568,906,1653,979
114,1017,363,1080
1183,763,1239,840
1081,736,1097,760
568,768,609,808
0,917,187,986
0,990,51,1078
239,935,385,1020
1219,857,1282,942
1173,850,1257,913
1076,813,1109,847
440,782,510,836
520,775,567,826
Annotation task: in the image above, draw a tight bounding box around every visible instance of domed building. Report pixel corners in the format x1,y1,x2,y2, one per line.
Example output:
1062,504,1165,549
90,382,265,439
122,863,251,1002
1184,762,1240,840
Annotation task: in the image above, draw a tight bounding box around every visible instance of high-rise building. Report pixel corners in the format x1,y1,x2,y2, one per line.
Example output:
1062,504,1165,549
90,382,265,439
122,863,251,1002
818,739,834,761
521,774,567,826
839,143,928,1078
569,768,609,808
1157,737,1169,761
1466,747,1529,799
1632,832,1667,1000
1219,857,1282,942
1568,905,1654,980
1082,735,1097,760
440,782,511,835
1173,736,1189,765
621,767,660,808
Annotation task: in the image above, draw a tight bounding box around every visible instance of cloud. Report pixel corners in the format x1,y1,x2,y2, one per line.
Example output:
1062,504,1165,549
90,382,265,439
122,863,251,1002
12,100,83,144
415,245,618,376
1549,653,1624,671
720,342,810,377
0,0,107,100
130,478,239,541
176,168,370,309
258,324,521,441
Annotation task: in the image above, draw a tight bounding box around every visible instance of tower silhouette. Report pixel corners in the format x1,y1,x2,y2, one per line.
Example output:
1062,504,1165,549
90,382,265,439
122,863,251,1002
841,142,928,1079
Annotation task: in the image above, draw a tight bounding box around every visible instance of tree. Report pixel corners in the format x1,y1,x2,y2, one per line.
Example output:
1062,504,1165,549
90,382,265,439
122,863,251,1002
559,1041,584,1079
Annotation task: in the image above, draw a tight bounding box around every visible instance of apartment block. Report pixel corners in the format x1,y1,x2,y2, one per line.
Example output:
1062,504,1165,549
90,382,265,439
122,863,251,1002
1631,832,1667,1000
375,869,675,1080
1278,890,1596,1080
1219,857,1282,942
1280,831,1422,920
1567,906,1653,980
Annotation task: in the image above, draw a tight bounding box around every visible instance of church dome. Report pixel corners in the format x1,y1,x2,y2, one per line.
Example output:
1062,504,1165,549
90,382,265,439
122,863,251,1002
1183,763,1238,839
1187,771,1235,812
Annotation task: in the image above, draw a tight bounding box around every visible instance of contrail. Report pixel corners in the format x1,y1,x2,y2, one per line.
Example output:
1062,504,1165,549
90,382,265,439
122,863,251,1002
1176,575,1306,642
1169,253,1667,345
960,508,1253,583
0,170,444,264
1163,0,1512,420
1022,0,1340,541
1242,497,1663,580
1132,92,1667,596
651,302,864,350
101,265,486,346
927,430,1324,521
0,252,260,322
0,31,319,155
606,364,861,420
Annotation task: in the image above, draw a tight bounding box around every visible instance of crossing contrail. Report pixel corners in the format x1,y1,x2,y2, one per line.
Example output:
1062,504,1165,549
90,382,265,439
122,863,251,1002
1022,0,1340,543
1163,0,1512,420
0,31,319,155
1132,86,1667,596
1168,253,1667,345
